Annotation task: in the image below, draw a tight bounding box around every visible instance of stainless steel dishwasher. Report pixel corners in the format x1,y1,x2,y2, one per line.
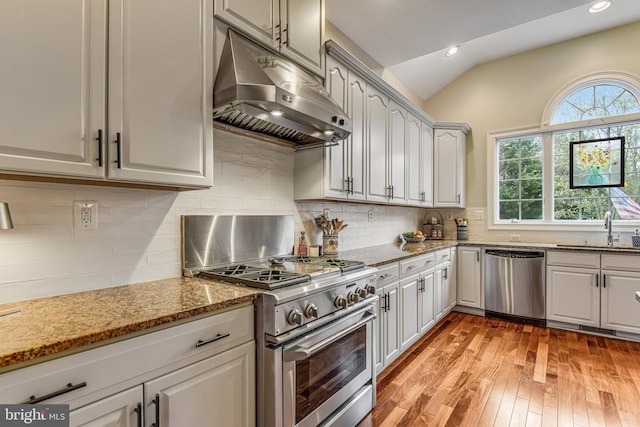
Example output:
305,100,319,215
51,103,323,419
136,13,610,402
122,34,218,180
484,248,546,325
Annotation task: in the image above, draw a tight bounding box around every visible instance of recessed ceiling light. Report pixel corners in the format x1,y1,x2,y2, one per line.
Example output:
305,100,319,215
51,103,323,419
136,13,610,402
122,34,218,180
270,109,283,117
589,1,612,13
445,46,459,57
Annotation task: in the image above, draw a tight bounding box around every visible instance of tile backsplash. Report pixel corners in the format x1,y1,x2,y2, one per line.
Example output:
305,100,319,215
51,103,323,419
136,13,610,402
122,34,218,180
0,131,427,304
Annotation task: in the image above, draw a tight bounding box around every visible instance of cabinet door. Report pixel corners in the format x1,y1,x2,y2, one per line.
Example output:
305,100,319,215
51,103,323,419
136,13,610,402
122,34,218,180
457,247,482,308
601,270,640,334
70,386,142,427
324,57,349,199
546,266,600,327
280,0,323,75
443,261,456,313
0,0,106,178
366,87,389,203
419,269,436,334
383,282,401,366
213,0,278,51
388,101,406,204
434,129,465,207
435,265,444,320
420,123,434,206
374,287,385,373
406,114,422,206
145,342,255,427
346,71,367,201
108,0,213,187
400,275,420,351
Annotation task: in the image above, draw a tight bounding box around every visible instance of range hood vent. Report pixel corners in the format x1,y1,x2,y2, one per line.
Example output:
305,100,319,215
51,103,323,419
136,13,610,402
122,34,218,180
213,30,352,150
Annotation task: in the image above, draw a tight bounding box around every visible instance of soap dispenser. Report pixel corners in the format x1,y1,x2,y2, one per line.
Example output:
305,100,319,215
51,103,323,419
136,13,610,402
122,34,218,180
299,231,308,256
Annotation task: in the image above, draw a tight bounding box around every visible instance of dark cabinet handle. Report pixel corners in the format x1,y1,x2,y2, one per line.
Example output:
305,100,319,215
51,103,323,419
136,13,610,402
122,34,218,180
151,394,160,427
23,382,87,404
603,274,606,288
114,132,122,169
96,129,103,167
443,267,448,280
196,332,230,348
595,275,599,288
134,402,142,427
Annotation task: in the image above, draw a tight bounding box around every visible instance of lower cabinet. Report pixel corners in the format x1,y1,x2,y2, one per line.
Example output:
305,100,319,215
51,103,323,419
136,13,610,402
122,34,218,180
400,272,420,351
1,306,255,427
547,251,640,335
70,386,142,427
456,246,483,309
419,268,436,335
145,342,255,427
374,263,400,373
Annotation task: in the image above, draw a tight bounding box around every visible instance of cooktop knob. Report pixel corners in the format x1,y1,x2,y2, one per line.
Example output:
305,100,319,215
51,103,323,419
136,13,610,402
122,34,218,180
287,308,303,326
304,303,319,319
355,288,368,298
334,295,348,309
347,292,359,304
366,284,376,295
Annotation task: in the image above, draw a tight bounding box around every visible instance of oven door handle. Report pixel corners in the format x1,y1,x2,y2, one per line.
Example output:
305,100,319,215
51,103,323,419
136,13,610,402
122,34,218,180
283,308,376,362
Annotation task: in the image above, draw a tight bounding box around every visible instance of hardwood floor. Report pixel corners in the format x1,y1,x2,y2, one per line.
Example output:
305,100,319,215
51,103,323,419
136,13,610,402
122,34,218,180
359,312,640,427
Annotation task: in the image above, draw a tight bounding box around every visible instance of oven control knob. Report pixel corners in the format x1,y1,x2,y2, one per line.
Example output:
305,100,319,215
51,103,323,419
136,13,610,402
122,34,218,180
355,288,368,298
334,295,348,309
304,303,319,319
366,285,376,295
287,308,303,326
347,292,359,304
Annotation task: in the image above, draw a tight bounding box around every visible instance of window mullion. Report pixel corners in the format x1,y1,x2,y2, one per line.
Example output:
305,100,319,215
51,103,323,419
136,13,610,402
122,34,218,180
543,132,554,223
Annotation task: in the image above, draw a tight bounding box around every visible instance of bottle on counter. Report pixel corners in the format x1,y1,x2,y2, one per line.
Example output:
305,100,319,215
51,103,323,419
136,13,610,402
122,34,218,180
299,231,308,256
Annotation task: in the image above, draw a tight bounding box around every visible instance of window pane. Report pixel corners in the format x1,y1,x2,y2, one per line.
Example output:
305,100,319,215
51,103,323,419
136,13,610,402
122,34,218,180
554,198,579,220
552,84,640,124
497,135,544,221
500,201,519,220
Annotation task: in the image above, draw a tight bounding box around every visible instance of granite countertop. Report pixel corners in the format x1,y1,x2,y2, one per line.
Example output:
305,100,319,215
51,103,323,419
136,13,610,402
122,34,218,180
339,240,458,267
0,277,258,372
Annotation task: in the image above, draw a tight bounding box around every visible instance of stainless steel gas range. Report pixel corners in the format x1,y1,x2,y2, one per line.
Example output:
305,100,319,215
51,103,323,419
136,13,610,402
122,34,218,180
182,215,378,427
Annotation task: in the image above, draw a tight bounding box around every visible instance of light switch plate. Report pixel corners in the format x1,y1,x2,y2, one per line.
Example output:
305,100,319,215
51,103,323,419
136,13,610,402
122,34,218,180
73,201,98,230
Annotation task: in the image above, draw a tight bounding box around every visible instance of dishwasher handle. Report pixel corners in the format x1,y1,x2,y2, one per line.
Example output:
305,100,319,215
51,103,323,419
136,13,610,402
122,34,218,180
485,249,544,259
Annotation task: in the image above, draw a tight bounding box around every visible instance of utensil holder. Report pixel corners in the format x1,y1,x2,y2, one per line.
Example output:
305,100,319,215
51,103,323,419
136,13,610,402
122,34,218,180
457,226,468,240
323,235,338,255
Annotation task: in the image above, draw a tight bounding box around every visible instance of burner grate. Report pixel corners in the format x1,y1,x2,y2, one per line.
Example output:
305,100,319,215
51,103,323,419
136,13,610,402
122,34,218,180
204,265,264,276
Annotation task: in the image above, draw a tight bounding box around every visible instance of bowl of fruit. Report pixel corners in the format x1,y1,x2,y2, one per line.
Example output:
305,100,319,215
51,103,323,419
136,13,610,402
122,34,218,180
401,230,426,243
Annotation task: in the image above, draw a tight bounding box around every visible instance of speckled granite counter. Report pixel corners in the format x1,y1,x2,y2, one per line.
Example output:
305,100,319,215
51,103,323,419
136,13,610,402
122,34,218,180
0,277,258,371
338,240,458,267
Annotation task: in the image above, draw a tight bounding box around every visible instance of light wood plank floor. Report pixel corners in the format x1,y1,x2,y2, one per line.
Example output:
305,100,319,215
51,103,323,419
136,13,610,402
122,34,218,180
358,312,640,427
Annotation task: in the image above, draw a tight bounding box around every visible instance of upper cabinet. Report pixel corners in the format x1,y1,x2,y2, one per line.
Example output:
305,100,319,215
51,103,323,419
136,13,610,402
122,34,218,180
214,0,324,75
434,125,469,207
0,0,213,189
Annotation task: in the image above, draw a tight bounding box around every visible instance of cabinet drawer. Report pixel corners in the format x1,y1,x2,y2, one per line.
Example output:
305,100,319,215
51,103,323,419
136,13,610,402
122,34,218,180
0,305,253,409
376,263,399,287
547,250,600,268
400,253,435,275
601,253,640,271
435,248,451,264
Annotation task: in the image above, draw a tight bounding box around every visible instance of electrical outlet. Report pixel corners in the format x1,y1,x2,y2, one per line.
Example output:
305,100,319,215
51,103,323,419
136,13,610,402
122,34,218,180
74,201,98,230
474,210,484,221
323,208,330,218
510,234,521,242
446,212,453,220
368,209,374,222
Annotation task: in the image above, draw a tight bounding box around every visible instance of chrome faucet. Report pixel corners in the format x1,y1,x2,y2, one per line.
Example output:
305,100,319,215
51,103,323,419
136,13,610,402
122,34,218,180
604,211,619,247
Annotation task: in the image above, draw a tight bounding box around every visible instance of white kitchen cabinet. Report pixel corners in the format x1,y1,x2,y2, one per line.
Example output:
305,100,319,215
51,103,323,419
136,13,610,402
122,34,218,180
214,0,324,75
434,126,468,207
1,306,254,427
434,249,454,320
145,342,255,427
295,57,366,201
388,100,407,203
374,263,400,373
0,0,213,189
366,86,390,203
548,252,640,335
419,268,436,334
546,265,600,326
457,246,483,309
70,386,142,427
400,273,420,351
407,116,434,206
420,122,435,206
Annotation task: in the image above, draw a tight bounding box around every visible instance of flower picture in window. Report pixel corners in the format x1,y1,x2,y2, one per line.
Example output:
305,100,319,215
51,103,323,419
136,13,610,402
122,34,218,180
569,137,625,189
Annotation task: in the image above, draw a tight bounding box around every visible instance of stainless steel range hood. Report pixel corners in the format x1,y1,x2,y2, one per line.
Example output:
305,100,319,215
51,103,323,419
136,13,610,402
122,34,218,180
213,30,352,150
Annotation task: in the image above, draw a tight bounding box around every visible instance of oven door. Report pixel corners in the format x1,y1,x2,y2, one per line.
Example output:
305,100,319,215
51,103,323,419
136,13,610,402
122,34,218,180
282,304,375,427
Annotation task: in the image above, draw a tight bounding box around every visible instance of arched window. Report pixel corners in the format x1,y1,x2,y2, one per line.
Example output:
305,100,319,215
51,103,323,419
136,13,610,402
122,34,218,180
551,83,640,124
